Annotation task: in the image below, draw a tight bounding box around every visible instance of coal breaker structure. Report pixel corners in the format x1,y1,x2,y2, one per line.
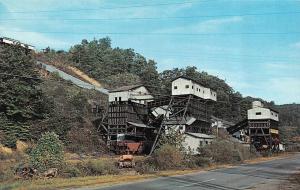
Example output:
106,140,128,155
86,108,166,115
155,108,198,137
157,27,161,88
98,76,217,154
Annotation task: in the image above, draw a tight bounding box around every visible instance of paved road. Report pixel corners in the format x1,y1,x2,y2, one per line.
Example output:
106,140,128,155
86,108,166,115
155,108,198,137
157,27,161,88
94,153,300,190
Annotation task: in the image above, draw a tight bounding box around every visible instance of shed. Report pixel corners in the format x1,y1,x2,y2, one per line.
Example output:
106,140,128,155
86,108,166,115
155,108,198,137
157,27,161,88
183,132,215,154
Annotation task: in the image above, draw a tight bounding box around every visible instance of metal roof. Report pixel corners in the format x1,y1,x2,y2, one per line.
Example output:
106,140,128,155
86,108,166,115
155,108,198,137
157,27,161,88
185,132,215,139
109,84,145,93
127,122,155,129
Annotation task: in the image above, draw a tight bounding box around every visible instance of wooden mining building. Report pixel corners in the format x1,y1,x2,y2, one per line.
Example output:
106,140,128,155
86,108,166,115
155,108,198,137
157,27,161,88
227,101,280,152
99,76,217,154
0,36,35,52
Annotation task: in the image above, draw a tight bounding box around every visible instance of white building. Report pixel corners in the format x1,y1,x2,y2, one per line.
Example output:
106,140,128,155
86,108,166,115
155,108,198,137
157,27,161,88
109,85,153,105
247,101,279,121
183,133,215,154
171,76,217,101
0,37,35,51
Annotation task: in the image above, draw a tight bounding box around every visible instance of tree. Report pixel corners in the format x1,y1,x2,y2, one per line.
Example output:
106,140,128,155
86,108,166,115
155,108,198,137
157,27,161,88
158,128,185,150
30,132,64,172
0,44,50,145
106,73,141,88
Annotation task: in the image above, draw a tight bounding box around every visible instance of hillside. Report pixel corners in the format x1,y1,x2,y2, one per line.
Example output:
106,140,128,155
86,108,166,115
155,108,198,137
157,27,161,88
39,38,271,123
1,37,299,151
276,104,300,143
0,44,108,152
39,38,300,136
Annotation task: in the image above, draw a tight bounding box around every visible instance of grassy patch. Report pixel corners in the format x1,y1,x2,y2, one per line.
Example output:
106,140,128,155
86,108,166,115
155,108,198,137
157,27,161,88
0,174,155,190
0,152,291,190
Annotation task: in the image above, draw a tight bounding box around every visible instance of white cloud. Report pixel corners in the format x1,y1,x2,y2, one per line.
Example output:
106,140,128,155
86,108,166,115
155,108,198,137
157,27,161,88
0,26,69,49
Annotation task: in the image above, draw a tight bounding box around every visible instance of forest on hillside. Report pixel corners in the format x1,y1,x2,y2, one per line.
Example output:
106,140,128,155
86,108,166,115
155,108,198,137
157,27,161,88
38,37,274,122
38,37,300,143
1,37,300,151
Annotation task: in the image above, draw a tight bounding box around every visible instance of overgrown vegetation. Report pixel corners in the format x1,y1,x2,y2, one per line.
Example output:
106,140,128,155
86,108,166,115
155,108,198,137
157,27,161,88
0,45,50,148
31,78,107,153
198,139,252,164
29,132,64,172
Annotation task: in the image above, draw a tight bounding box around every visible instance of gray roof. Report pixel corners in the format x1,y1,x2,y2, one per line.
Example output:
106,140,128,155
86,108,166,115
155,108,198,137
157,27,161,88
185,132,215,139
127,122,154,128
0,36,35,48
211,116,235,126
109,84,144,93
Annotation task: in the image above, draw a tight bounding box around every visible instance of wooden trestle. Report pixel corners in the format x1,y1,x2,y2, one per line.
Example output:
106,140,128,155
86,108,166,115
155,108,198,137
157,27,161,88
227,119,279,152
98,94,214,154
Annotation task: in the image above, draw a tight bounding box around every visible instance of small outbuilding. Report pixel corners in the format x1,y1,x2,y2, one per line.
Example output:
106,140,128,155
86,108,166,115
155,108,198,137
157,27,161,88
183,132,215,154
109,84,153,105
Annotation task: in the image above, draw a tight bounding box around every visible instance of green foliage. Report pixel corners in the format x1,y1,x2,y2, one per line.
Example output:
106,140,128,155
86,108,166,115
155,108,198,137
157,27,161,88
152,144,184,170
158,128,185,150
78,159,119,176
29,132,64,172
182,152,211,168
0,166,14,182
0,45,50,144
106,73,141,88
135,158,157,174
2,133,17,148
198,139,252,164
30,79,107,152
68,38,160,88
277,104,300,127
61,165,82,178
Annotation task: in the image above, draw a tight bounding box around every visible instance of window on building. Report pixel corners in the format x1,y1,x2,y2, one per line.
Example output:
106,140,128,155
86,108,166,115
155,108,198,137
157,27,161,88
200,141,203,147
119,97,122,102
205,141,208,145
192,86,194,89
179,126,183,130
114,97,117,101
185,85,189,88
256,112,262,115
174,86,178,89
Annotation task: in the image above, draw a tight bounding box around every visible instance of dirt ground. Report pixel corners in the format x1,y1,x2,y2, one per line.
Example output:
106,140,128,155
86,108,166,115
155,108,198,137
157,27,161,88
278,172,300,190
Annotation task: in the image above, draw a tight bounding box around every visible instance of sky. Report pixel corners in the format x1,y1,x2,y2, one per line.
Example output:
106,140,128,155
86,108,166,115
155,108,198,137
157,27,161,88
0,0,300,105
